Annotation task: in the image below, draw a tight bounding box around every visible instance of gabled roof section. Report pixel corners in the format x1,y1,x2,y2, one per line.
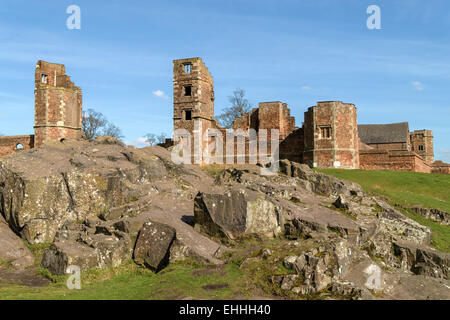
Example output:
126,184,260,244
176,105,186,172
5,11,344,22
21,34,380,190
358,122,409,144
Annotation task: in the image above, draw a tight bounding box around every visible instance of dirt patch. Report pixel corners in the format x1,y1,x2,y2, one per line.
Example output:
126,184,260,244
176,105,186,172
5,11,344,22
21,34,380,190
0,267,50,287
202,283,229,290
191,264,227,277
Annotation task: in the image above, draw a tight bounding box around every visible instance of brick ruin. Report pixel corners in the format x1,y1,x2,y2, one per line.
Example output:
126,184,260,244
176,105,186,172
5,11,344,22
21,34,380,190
172,57,449,174
0,61,82,157
0,58,448,174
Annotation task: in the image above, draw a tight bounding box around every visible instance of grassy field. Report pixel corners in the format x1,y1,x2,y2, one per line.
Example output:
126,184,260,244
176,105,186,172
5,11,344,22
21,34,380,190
318,169,450,252
0,259,244,300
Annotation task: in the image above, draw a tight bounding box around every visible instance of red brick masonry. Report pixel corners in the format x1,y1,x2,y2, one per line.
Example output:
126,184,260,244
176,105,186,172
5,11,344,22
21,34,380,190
0,135,35,157
0,60,82,158
172,57,449,173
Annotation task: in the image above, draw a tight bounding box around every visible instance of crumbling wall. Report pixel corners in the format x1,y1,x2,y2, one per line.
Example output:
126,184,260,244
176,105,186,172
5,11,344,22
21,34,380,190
233,102,295,141
257,102,295,140
173,58,217,164
279,128,304,163
0,135,35,157
34,60,82,147
233,113,252,132
169,57,441,174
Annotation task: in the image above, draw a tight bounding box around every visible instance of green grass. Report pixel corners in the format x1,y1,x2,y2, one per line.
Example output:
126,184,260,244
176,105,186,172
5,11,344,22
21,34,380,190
0,238,315,300
0,259,245,300
318,169,450,252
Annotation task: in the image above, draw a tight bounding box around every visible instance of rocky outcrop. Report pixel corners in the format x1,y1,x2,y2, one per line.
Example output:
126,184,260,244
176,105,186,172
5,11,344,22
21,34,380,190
194,188,281,240
0,138,168,244
41,241,99,276
282,240,355,295
278,160,363,197
333,196,349,210
408,207,450,226
0,216,34,270
393,241,450,279
1,141,449,300
41,220,132,275
377,209,431,246
133,221,176,272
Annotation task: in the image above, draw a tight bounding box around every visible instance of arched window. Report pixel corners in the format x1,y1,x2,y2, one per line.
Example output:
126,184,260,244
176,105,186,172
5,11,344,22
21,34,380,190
16,143,24,150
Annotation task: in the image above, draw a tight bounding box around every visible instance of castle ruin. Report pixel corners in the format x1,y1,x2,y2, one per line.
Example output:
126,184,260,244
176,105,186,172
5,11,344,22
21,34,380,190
0,58,448,175
0,61,82,156
172,57,449,174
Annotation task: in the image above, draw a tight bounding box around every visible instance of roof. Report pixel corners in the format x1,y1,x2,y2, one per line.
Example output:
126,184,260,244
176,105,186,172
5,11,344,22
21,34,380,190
433,161,450,167
358,122,409,144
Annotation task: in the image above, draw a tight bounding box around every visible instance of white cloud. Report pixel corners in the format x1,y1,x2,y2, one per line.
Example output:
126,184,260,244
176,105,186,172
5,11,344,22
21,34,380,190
152,90,168,99
126,137,151,148
411,81,424,91
301,85,311,91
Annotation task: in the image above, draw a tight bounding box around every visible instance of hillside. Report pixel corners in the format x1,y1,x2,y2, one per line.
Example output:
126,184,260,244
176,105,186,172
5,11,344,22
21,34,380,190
318,169,450,253
0,140,449,300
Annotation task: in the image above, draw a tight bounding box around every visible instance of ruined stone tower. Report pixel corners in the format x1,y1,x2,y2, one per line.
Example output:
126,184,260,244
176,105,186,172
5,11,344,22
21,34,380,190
34,60,82,147
303,101,359,169
173,57,217,162
410,129,434,165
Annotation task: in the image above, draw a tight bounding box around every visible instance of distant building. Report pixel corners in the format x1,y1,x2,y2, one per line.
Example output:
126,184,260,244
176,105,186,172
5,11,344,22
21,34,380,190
171,57,448,174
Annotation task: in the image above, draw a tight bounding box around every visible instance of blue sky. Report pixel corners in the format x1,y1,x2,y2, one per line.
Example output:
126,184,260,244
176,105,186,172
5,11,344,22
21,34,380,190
1,0,449,162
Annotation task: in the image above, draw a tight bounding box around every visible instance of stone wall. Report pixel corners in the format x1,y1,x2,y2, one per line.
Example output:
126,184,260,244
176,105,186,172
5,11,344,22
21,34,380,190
432,161,450,174
257,102,295,140
279,128,304,163
233,102,295,140
359,150,432,173
0,135,35,157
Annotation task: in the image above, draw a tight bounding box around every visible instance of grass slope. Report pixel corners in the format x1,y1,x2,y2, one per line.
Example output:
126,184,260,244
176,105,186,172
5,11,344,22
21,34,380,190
318,169,450,252
0,259,243,300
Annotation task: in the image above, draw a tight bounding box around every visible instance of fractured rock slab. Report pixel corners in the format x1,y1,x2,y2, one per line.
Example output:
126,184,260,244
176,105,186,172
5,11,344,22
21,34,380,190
194,188,281,240
133,221,176,272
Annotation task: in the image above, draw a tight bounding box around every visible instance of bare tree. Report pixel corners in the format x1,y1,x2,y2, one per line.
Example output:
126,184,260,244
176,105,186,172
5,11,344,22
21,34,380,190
102,123,124,140
216,88,252,129
157,133,167,144
144,133,157,146
144,133,167,146
82,109,107,140
82,108,123,140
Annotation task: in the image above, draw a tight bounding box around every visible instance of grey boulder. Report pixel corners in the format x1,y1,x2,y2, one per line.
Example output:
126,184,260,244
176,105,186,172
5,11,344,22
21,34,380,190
194,188,281,240
133,221,176,272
